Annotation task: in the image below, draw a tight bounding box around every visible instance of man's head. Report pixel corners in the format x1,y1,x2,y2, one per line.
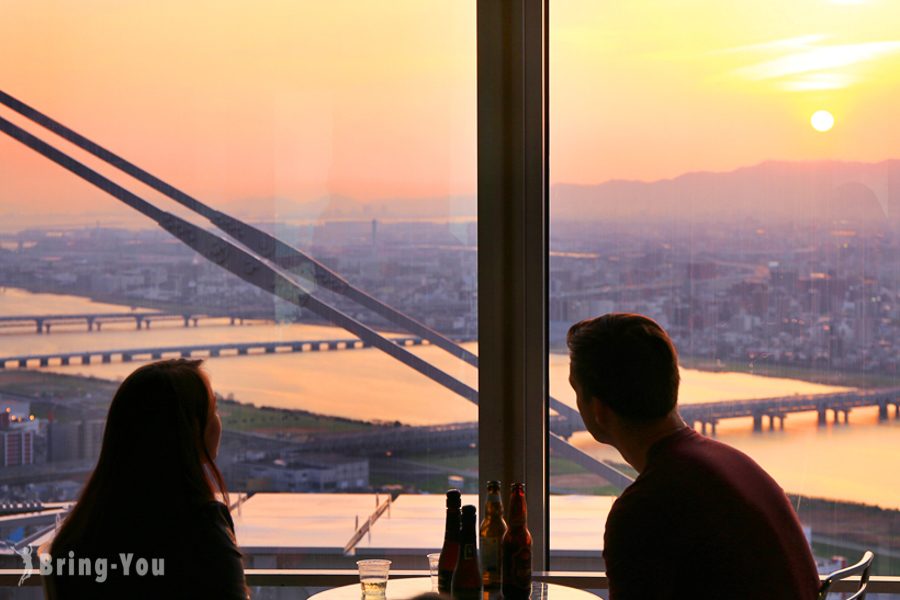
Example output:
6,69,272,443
567,313,680,440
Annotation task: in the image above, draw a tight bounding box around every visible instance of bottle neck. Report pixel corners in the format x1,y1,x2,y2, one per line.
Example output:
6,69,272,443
444,509,461,541
461,514,477,545
508,494,527,528
485,495,503,518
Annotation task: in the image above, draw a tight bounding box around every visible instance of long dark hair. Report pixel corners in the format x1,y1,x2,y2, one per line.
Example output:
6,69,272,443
51,359,229,554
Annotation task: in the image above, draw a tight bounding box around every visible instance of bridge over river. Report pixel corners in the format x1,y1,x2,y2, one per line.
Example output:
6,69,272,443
4,330,896,437
0,310,274,334
679,387,900,433
220,386,900,463
0,336,427,369
223,415,577,457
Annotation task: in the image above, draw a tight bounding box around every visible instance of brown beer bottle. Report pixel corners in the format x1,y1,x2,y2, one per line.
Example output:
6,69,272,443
438,489,462,593
502,483,532,599
480,480,508,590
451,505,483,600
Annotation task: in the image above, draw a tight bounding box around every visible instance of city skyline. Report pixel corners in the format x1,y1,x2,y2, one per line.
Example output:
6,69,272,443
1,156,898,234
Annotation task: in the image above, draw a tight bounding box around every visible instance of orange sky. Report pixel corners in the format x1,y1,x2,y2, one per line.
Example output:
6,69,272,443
1,0,899,226
551,0,900,184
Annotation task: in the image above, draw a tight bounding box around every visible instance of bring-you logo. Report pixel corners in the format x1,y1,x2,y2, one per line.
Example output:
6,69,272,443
2,540,165,585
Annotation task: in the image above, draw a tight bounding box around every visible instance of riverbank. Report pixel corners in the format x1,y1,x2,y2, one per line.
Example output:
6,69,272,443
0,282,315,326
0,369,377,434
681,355,898,388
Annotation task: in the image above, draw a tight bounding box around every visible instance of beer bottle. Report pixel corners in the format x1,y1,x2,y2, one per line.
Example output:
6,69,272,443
451,505,482,600
480,480,507,590
438,489,462,593
502,483,532,599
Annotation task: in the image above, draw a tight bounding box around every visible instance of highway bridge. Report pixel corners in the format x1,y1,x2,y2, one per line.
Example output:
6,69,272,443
222,415,578,462
282,415,578,456
0,310,274,334
273,387,900,449
233,387,900,458
679,387,900,434
0,336,426,369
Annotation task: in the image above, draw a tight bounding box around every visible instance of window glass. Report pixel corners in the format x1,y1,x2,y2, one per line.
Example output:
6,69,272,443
0,0,477,581
550,0,900,578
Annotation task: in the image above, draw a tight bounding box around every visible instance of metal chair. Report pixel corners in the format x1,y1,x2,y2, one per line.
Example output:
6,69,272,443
818,550,875,600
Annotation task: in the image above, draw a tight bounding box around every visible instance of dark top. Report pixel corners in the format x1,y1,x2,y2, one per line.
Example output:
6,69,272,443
603,427,819,599
47,500,248,600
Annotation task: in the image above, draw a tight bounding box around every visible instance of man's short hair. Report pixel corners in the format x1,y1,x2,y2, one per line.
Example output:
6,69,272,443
567,313,680,421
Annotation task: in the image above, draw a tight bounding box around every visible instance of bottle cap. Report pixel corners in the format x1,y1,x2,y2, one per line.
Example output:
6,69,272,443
462,505,477,518
446,489,462,508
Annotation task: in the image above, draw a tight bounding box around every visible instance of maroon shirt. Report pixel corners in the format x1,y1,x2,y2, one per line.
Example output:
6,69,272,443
603,427,819,599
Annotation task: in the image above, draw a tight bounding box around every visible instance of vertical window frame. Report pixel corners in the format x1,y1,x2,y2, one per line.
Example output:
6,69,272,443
477,0,549,571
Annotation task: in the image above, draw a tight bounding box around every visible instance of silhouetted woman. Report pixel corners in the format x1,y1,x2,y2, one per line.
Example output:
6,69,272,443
46,359,248,599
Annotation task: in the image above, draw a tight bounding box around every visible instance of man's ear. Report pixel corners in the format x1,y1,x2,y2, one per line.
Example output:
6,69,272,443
588,395,605,426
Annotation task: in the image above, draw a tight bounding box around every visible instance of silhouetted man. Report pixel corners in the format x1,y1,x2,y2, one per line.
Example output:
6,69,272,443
568,313,819,599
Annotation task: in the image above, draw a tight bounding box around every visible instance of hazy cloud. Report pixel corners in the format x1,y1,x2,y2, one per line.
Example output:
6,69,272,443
721,37,900,90
736,41,900,79
715,35,827,55
781,73,856,91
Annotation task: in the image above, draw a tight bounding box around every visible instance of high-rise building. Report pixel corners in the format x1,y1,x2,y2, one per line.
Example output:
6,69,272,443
0,428,35,467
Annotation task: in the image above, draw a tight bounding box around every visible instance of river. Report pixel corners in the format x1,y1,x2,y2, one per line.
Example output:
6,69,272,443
0,287,898,508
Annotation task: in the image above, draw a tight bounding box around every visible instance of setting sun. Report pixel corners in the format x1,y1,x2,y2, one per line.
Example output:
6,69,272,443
811,110,835,132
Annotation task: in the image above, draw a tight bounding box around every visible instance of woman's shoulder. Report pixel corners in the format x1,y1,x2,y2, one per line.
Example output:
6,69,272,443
196,500,234,525
191,500,238,545
189,500,249,599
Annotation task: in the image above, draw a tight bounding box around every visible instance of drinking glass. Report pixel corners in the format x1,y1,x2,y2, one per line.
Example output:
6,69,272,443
357,559,392,596
426,553,441,590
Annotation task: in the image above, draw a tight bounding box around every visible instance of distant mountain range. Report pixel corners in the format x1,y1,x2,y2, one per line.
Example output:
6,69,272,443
263,159,900,228
552,160,900,227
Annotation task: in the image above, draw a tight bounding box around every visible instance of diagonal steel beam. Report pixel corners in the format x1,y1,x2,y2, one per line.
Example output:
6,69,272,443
0,115,477,404
0,107,625,488
0,89,585,427
0,89,478,368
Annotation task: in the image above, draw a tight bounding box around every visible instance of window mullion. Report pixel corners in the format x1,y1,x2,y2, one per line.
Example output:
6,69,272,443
477,0,549,572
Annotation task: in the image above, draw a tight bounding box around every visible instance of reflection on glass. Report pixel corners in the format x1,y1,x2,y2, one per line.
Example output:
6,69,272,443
0,0,477,575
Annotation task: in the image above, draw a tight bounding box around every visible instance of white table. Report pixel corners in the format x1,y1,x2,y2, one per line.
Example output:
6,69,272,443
308,576,599,600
